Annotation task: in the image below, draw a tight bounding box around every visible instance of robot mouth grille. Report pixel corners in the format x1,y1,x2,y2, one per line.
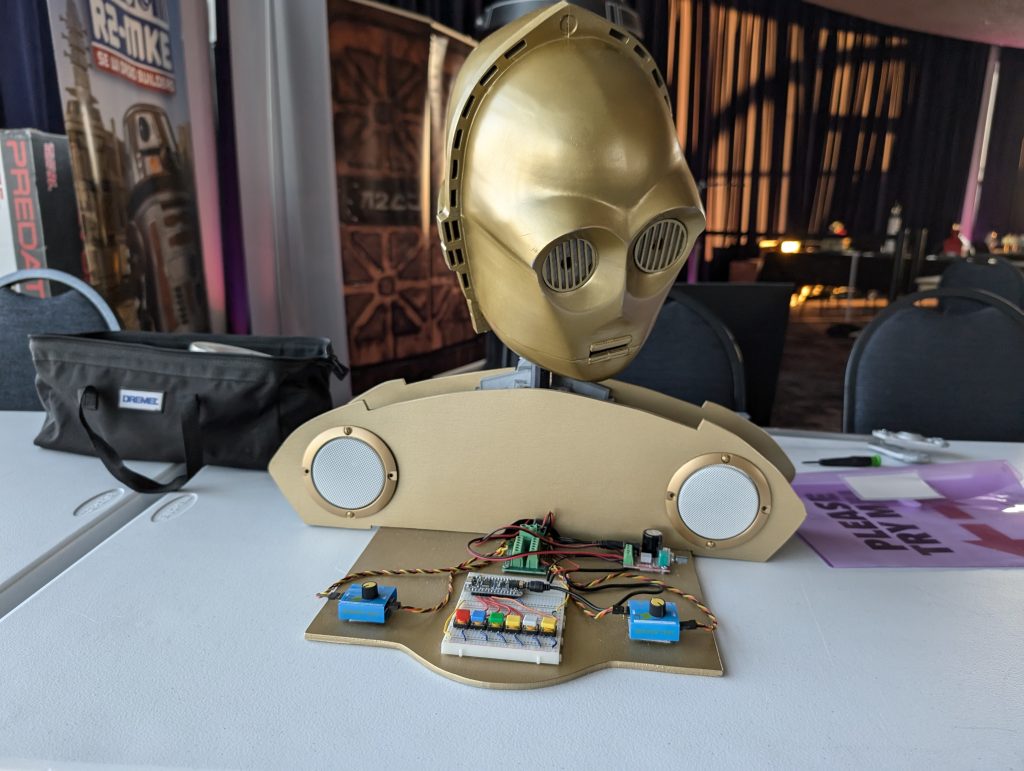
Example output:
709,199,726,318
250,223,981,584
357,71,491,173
633,219,687,273
541,238,596,292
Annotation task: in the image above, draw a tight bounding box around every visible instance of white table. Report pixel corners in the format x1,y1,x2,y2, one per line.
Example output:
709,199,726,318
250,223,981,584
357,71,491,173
0,411,180,617
1,435,1022,769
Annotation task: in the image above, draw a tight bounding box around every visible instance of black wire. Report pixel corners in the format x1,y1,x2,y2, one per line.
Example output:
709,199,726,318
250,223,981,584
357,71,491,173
543,575,647,613
567,592,605,613
600,588,665,609
543,556,623,581
560,586,666,613
550,566,669,613
556,568,666,595
468,519,665,614
467,533,622,564
551,579,666,613
558,567,636,574
470,517,628,562
568,581,663,593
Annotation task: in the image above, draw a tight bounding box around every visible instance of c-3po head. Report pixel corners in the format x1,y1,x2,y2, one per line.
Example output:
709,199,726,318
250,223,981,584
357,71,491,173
438,1,706,382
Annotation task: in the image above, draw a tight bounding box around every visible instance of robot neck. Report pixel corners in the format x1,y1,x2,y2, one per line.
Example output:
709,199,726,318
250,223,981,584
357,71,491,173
479,357,613,401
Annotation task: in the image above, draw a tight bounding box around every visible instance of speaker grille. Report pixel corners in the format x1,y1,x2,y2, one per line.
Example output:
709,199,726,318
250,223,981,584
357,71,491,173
541,238,596,292
676,464,759,540
310,437,386,510
633,219,686,273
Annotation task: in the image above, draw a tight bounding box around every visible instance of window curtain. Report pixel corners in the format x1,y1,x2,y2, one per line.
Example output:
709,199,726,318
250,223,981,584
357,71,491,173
666,0,990,255
974,47,1024,239
0,0,64,132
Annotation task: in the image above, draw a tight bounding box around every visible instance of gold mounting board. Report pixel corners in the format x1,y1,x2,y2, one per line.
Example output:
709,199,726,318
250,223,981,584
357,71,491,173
305,527,723,689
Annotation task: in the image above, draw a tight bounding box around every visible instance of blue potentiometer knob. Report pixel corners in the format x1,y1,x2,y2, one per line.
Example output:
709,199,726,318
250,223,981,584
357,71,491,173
627,598,680,643
337,582,397,624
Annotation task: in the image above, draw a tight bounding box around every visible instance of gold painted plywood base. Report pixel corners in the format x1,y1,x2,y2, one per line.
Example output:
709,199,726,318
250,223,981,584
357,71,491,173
305,527,723,689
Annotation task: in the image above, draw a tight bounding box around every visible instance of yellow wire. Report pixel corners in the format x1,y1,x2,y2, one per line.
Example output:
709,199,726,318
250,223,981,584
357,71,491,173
441,609,458,640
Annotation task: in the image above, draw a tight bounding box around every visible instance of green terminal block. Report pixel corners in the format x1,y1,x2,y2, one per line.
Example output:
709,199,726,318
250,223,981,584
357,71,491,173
623,544,635,568
502,523,547,575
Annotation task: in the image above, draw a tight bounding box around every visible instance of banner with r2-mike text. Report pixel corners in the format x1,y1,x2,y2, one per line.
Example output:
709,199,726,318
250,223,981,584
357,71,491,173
46,0,213,332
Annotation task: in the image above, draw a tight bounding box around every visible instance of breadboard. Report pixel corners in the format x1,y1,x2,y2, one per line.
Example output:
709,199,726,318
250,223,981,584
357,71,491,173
440,573,566,665
305,527,722,689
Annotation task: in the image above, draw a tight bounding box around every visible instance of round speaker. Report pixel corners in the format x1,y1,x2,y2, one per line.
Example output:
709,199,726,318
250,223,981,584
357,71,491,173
666,454,771,548
302,427,397,517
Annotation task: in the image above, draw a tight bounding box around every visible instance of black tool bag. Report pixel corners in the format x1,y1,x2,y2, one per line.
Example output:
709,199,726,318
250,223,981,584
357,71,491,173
30,331,348,493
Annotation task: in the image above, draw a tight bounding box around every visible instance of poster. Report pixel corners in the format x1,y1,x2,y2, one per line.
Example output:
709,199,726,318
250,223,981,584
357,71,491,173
0,129,84,296
46,0,210,332
328,0,483,392
794,461,1024,568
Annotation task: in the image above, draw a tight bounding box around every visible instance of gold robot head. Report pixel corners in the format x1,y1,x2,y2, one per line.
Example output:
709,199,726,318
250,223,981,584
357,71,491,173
437,2,706,381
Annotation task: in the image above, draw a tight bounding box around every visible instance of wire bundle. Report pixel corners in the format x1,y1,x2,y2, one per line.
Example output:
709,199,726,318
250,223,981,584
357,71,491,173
316,557,489,613
553,569,717,629
316,512,717,631
465,512,625,565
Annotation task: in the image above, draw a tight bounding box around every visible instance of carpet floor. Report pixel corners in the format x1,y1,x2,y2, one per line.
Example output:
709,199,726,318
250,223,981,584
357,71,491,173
770,305,881,431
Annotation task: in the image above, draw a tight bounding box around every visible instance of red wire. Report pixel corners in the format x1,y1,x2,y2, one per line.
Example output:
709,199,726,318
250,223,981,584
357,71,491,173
468,524,604,552
466,544,621,562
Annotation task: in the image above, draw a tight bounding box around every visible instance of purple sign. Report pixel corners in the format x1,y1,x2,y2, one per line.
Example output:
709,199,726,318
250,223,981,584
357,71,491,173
794,461,1024,568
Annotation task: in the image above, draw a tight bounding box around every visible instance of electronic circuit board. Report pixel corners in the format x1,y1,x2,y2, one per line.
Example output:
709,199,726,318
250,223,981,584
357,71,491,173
440,573,566,665
305,527,722,688
501,525,547,575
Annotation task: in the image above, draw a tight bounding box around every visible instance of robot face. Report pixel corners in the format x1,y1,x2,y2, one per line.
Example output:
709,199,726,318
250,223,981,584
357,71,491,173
438,3,705,381
124,105,179,182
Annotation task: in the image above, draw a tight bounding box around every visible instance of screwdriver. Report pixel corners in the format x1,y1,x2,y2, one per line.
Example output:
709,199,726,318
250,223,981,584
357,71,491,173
804,455,882,467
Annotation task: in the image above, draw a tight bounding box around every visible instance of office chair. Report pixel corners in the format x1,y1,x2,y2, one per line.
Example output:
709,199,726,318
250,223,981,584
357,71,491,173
844,288,1024,441
617,294,746,412
0,268,120,410
939,255,1024,312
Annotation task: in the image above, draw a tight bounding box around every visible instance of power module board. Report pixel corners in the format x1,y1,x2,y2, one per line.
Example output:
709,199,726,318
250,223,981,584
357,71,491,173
440,572,567,665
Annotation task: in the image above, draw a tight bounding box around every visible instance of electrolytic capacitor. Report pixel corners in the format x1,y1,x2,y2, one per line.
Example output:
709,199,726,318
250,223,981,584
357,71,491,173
641,528,663,555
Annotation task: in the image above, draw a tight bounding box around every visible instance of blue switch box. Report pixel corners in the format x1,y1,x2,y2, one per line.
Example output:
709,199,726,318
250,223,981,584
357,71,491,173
337,584,398,624
627,599,680,643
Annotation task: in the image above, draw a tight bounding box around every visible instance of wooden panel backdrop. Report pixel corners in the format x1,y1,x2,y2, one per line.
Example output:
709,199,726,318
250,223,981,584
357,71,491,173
328,0,482,392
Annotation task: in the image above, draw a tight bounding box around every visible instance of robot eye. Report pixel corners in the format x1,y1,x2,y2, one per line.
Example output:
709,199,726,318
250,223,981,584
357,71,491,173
632,219,687,273
540,237,596,292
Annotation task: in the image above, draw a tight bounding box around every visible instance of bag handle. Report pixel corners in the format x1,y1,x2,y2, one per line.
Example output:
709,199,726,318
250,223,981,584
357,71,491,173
330,353,350,380
78,386,203,494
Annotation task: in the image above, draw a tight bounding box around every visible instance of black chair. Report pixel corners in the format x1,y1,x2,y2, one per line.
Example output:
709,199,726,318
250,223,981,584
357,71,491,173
939,255,1024,311
844,288,1024,441
0,268,120,411
617,294,746,411
670,282,792,425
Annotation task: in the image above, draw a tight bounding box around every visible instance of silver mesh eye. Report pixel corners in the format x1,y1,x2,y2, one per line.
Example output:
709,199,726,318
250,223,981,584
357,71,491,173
633,219,687,273
541,238,596,292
